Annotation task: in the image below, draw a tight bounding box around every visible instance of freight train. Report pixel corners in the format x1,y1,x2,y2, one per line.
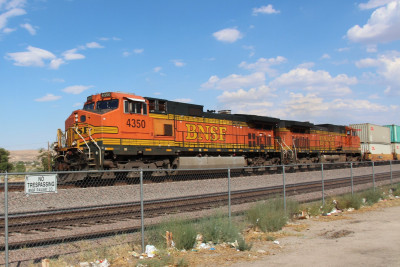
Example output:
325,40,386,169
53,91,363,182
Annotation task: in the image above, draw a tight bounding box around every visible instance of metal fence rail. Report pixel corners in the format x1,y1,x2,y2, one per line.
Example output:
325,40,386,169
0,160,399,266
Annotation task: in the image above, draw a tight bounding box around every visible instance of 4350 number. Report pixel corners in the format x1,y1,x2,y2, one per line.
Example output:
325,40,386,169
126,119,146,128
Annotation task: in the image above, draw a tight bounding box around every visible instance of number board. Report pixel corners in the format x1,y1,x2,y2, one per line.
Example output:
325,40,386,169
25,175,58,195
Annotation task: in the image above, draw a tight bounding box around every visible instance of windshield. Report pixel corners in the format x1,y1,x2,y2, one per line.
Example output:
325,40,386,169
83,102,95,111
96,99,119,112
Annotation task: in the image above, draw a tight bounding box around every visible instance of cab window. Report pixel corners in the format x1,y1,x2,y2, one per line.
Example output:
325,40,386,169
96,99,119,112
124,100,147,115
83,102,95,110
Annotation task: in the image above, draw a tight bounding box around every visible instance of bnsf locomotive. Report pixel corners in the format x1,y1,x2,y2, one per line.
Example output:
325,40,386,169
53,92,361,181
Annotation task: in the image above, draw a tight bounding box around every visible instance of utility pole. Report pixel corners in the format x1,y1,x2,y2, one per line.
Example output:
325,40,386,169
47,142,51,172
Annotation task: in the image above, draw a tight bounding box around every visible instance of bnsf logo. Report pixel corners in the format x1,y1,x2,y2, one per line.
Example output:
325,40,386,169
185,123,227,141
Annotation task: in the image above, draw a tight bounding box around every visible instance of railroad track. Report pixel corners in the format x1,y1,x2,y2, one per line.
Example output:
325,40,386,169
0,170,398,250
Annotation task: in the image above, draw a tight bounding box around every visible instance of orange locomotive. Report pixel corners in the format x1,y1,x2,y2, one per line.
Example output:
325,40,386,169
54,92,361,181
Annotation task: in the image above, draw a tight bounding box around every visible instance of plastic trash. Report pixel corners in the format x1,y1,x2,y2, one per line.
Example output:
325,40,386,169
198,243,211,249
97,260,110,267
273,240,280,245
210,247,216,250
129,251,140,258
145,245,157,258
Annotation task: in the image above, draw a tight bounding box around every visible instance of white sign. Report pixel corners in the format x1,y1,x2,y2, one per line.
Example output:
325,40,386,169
25,175,58,194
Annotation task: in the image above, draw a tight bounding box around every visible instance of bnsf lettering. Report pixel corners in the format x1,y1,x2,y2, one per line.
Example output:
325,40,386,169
126,119,146,128
185,123,227,141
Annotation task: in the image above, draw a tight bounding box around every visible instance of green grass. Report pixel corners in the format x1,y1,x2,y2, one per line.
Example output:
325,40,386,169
337,193,363,210
361,188,384,206
147,218,197,250
199,213,240,244
237,236,253,251
246,198,296,232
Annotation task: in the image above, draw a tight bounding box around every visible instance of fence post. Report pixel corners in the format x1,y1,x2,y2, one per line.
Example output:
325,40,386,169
228,168,231,219
282,165,286,213
321,164,325,206
350,162,354,196
140,170,145,253
390,160,393,185
372,161,375,191
4,172,8,267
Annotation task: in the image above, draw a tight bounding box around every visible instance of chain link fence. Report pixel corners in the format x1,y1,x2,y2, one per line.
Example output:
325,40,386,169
1,160,400,266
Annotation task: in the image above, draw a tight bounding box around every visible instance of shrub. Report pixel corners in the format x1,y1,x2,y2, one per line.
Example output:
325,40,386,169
246,199,290,232
147,218,197,250
307,203,322,216
337,194,362,210
362,189,383,206
237,237,253,251
199,214,240,244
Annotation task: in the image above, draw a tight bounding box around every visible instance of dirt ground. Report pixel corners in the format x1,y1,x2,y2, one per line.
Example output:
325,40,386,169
225,199,400,267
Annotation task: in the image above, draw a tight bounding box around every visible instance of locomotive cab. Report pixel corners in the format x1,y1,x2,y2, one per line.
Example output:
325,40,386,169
54,92,151,176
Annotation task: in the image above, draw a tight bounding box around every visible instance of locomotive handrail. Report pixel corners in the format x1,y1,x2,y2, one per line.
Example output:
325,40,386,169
74,127,91,159
88,128,102,167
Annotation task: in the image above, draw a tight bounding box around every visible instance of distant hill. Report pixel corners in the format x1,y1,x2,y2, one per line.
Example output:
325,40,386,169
9,150,40,163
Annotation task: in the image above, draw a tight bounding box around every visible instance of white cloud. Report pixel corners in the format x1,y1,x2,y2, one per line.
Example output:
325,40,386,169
122,51,131,57
35,93,61,102
73,102,82,107
243,45,255,57
270,68,357,96
0,0,26,31
320,53,331,59
252,5,280,15
171,59,185,67
173,98,192,103
2,27,15,33
5,0,26,10
49,58,65,69
359,0,393,10
279,93,389,120
153,66,162,72
202,72,266,91
239,56,287,77
366,44,378,52
217,85,276,104
20,22,36,35
85,42,104,49
51,78,65,83
134,48,144,54
62,85,94,95
347,0,400,44
297,62,315,69
62,48,85,60
337,47,350,52
0,7,25,30
213,28,243,43
356,52,400,94
5,46,58,67
99,36,121,41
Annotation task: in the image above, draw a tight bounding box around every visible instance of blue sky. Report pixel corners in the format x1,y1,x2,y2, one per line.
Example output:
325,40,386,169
1,0,400,150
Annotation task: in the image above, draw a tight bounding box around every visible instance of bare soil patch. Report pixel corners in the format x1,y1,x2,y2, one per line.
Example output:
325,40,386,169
9,150,39,163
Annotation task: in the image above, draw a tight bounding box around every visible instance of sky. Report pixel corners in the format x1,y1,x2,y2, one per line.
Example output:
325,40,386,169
1,0,400,150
